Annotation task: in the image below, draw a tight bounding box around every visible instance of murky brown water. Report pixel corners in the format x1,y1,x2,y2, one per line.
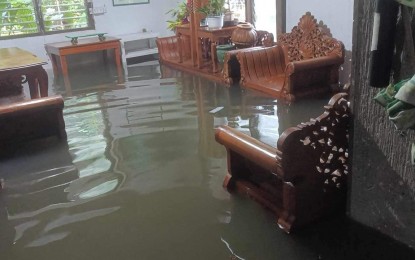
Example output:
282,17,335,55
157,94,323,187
1,60,414,260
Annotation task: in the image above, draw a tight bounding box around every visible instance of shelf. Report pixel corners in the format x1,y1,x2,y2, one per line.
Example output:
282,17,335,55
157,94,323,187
117,32,159,64
118,32,159,42
125,48,158,59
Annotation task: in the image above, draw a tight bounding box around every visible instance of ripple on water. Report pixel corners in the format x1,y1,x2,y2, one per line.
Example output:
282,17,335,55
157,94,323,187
0,63,333,260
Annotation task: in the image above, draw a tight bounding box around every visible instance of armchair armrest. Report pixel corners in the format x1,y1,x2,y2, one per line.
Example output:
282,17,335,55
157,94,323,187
215,125,281,175
0,95,67,145
286,55,344,75
0,96,64,117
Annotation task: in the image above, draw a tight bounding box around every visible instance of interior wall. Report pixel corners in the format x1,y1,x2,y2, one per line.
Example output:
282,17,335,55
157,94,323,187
0,0,177,67
286,0,353,50
351,0,415,248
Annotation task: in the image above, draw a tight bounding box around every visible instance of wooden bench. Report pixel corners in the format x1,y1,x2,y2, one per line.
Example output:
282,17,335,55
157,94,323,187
215,92,349,232
236,12,344,101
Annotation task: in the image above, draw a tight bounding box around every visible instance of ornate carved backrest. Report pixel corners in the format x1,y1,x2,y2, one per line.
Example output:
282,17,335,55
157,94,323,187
277,93,349,193
277,12,343,62
255,30,275,47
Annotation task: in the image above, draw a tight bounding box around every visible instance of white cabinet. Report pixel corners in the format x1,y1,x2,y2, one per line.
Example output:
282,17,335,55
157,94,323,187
117,32,159,65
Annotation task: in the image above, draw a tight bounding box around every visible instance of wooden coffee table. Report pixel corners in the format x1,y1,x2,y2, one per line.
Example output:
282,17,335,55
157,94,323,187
0,47,48,99
44,36,124,93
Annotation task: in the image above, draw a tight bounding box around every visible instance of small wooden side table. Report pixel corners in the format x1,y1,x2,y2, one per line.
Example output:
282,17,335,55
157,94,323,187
197,26,236,73
0,47,48,99
44,36,124,93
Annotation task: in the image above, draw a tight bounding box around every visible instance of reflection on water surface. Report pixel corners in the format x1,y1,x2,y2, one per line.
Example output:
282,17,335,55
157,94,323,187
1,62,412,260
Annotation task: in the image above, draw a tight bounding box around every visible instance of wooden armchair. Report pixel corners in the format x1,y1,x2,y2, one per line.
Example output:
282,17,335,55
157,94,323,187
215,93,349,232
222,30,275,85
0,95,66,148
237,12,344,101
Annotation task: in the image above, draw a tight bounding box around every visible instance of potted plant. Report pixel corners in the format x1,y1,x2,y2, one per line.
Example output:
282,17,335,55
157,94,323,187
166,1,191,32
198,0,226,29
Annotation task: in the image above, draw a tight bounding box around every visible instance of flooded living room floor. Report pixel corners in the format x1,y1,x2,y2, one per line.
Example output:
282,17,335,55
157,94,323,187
0,59,414,259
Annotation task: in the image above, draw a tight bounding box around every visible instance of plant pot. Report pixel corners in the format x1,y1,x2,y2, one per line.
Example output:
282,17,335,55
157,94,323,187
207,15,224,29
216,44,236,64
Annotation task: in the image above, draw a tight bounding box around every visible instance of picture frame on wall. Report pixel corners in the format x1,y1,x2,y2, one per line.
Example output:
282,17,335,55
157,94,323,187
113,0,149,6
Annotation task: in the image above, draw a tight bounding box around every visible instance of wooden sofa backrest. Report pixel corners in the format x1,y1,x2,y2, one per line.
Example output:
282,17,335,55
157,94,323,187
277,12,344,62
156,35,192,63
237,44,287,80
156,36,180,62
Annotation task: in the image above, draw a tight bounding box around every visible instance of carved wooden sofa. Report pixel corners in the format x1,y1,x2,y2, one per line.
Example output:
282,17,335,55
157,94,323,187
215,93,349,232
236,12,344,101
0,95,66,149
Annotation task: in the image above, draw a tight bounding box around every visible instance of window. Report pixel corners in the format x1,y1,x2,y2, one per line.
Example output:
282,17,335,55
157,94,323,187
254,0,276,37
0,0,94,38
227,0,246,23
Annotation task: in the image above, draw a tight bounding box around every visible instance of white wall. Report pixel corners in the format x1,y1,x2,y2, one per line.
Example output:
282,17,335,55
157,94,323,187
0,0,178,67
286,0,354,50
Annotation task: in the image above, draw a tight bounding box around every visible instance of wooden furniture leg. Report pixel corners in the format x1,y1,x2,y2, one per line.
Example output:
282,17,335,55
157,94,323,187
25,68,47,99
24,69,39,99
197,38,203,69
27,75,39,99
178,35,183,63
59,55,71,95
48,53,59,80
37,66,49,97
114,46,124,83
211,42,218,73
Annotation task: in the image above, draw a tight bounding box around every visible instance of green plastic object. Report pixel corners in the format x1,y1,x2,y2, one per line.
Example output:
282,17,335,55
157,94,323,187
389,107,415,130
374,79,409,107
65,33,108,44
396,0,415,8
395,74,415,106
374,77,415,130
216,44,236,64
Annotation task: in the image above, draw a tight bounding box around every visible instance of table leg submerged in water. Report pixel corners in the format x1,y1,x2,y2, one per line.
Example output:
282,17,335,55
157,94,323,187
27,66,49,98
0,66,48,99
114,46,124,84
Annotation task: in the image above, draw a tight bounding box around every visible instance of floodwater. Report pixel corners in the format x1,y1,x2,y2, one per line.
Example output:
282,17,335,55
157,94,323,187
1,59,414,260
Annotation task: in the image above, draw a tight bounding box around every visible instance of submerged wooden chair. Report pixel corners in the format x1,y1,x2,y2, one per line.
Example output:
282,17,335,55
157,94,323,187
215,93,350,232
0,95,66,148
237,12,344,101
